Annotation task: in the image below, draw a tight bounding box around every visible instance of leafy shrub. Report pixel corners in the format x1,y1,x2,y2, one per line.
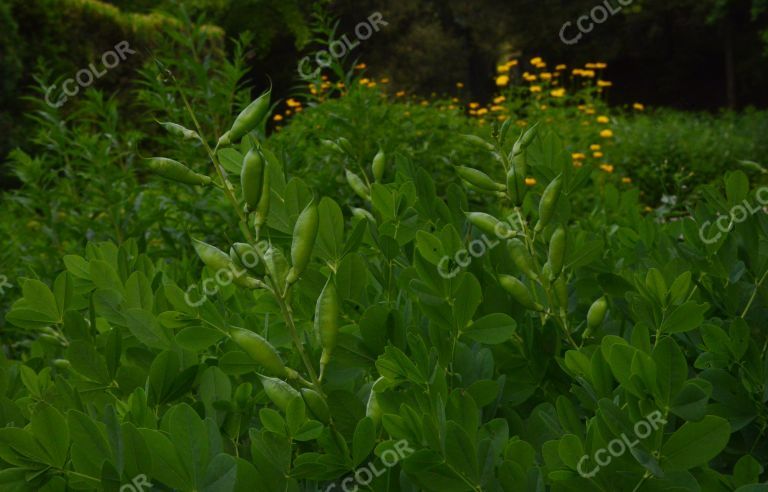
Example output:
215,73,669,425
2,77,767,491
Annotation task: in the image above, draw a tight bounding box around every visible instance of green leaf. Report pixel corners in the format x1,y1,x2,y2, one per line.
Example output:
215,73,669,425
557,434,583,471
68,410,113,478
202,453,238,492
176,326,224,351
315,197,345,265
660,301,708,334
463,313,517,344
352,417,376,467
661,415,731,471
30,404,69,468
169,404,210,487
124,308,173,349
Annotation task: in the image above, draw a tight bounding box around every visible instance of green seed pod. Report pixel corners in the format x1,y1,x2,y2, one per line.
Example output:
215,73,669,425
157,121,200,140
548,226,566,278
147,158,211,186
455,166,506,192
346,169,370,201
227,89,271,143
52,359,71,371
315,278,340,377
230,242,262,274
366,388,382,427
301,388,330,423
466,212,503,237
39,334,63,346
587,297,608,329
321,139,344,154
241,148,265,210
536,174,563,232
507,238,539,280
258,374,300,412
234,382,253,408
263,244,288,294
372,149,386,183
286,201,319,285
230,327,287,377
351,207,375,222
554,276,568,315
512,122,540,157
253,163,271,231
460,134,495,151
506,165,526,206
499,274,542,311
337,137,354,155
193,239,232,271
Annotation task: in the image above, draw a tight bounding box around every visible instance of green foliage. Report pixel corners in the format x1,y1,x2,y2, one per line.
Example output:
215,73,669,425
2,75,768,489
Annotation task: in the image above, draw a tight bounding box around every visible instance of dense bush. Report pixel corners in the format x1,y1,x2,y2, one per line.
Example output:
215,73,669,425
2,73,768,490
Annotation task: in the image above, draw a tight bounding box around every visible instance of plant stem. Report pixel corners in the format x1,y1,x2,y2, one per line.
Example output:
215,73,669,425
276,294,322,393
741,269,768,318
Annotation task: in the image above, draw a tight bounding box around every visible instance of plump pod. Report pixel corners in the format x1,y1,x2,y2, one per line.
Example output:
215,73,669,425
467,212,502,237
147,158,211,186
157,121,200,140
253,163,271,231
548,226,567,277
223,89,271,144
286,201,319,285
506,165,526,206
366,388,382,427
507,238,539,280
536,174,563,231
345,169,370,201
230,327,287,377
587,297,608,328
372,149,386,183
234,382,253,408
499,274,542,311
258,374,300,412
315,279,340,377
241,148,265,210
301,388,330,423
351,208,375,223
193,239,232,271
263,244,288,294
455,166,506,192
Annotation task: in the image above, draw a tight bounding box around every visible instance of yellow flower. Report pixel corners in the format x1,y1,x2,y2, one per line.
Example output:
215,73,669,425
595,62,608,69
530,57,543,65
456,82,464,88
593,151,604,158
469,109,477,115
597,116,610,124
516,119,527,127
496,75,510,86
380,77,390,84
572,69,583,76
585,63,597,69
493,95,506,104
469,102,480,109
366,82,377,88
573,160,583,168
530,85,542,93
540,104,548,110
273,114,283,121
355,63,367,69
622,177,632,183
590,144,601,151
395,90,406,97
600,129,614,138
572,153,586,160
585,108,596,115
583,70,596,78
336,82,345,88
359,78,370,85
550,88,565,98
556,64,567,70
477,108,488,115
285,109,292,116
523,72,537,82
295,107,303,113
491,105,506,112
525,177,537,186
420,101,429,106
497,115,507,121
600,164,615,173
286,98,301,107
597,80,613,88
540,72,552,81
633,102,645,111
